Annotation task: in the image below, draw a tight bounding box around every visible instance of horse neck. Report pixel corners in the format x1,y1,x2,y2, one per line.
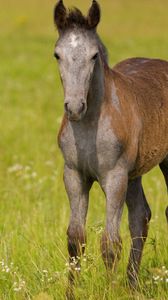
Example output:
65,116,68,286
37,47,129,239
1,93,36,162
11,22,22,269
86,56,105,121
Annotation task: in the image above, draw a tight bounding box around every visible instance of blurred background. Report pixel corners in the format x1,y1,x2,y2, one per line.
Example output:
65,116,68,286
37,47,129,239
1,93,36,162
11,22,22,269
0,1,168,299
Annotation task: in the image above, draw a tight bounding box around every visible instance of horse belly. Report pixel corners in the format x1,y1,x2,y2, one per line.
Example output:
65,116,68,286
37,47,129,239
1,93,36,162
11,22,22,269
130,123,168,178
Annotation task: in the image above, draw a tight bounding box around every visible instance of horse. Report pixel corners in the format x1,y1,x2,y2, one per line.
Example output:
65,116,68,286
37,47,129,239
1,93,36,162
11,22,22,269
53,0,168,293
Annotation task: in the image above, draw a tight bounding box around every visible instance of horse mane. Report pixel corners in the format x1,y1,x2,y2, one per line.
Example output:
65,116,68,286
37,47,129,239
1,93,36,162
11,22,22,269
97,35,109,65
66,8,88,28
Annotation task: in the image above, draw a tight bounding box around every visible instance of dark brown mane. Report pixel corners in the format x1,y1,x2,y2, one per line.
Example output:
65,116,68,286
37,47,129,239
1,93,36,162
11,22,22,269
66,8,88,29
97,36,109,65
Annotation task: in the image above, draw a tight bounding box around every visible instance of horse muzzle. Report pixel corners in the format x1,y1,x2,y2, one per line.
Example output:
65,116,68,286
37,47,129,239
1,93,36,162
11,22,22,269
64,100,87,121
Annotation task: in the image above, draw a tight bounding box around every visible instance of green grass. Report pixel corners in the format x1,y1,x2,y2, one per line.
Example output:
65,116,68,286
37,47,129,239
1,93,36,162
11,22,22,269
0,0,168,299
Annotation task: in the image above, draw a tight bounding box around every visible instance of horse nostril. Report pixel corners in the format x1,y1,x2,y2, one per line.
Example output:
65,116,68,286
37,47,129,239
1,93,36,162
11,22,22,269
79,102,86,114
64,103,68,112
65,103,70,113
65,103,73,115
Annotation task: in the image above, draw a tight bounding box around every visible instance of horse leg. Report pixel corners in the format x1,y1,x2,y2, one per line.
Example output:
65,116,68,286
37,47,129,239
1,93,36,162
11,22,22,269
100,163,128,271
159,157,168,222
64,164,92,298
126,177,151,288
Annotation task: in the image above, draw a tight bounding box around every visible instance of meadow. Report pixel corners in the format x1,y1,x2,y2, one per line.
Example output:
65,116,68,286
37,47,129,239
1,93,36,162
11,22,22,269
0,0,168,299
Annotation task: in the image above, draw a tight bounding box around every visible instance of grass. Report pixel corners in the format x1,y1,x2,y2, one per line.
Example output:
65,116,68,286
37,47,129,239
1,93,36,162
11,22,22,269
0,0,168,299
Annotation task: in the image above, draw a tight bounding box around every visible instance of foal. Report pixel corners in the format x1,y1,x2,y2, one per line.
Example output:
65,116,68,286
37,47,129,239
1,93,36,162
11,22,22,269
53,0,168,289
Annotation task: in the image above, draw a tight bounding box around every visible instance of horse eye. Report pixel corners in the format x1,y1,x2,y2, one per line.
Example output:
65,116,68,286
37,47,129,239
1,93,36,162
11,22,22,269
54,53,60,60
92,53,98,60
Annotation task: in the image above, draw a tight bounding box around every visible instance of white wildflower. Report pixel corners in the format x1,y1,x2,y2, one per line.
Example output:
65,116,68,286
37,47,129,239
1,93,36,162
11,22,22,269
25,166,31,171
153,275,160,281
20,280,25,287
48,277,53,282
5,267,10,273
8,164,23,173
31,172,37,178
13,287,21,292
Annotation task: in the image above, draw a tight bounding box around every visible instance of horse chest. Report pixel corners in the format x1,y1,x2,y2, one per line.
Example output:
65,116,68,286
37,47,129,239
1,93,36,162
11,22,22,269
59,118,121,177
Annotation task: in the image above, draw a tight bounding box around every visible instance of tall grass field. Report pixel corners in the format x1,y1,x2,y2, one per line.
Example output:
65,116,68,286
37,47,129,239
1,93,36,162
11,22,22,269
0,0,168,299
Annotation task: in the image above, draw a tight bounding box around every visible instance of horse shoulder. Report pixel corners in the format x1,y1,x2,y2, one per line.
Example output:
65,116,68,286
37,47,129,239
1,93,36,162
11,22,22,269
106,71,142,170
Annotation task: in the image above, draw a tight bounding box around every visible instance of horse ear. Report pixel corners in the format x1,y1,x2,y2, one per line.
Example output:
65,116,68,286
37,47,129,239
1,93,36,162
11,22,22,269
87,0,101,29
54,0,67,32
